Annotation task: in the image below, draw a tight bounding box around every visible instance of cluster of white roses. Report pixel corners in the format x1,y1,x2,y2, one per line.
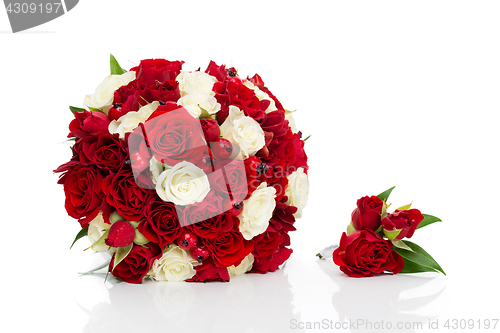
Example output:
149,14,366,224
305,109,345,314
84,66,309,282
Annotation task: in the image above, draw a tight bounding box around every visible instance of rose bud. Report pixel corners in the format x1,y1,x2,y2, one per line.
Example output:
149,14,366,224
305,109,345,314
382,209,424,240
105,221,136,247
68,110,110,138
351,196,385,231
200,118,221,143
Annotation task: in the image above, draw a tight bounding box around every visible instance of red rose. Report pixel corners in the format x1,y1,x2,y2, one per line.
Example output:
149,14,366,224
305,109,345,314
110,80,141,118
143,107,207,165
249,74,284,111
109,243,162,284
244,156,262,197
68,110,110,139
269,198,297,246
56,164,104,228
146,81,180,103
112,80,181,117
139,197,183,248
382,209,424,240
351,196,384,231
252,227,284,258
251,246,293,274
132,59,184,88
203,224,254,268
102,168,154,221
186,257,230,282
200,118,221,143
208,159,248,202
333,230,405,278
288,132,308,173
75,133,128,174
214,77,264,124
260,160,289,201
205,60,228,82
180,192,233,239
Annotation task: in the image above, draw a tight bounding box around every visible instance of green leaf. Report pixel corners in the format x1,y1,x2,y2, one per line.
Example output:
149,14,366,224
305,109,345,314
346,223,356,235
112,243,133,271
392,239,413,252
377,186,395,202
384,228,402,241
78,260,111,275
134,229,150,245
88,106,105,113
69,105,85,114
399,259,433,274
397,203,412,211
303,135,311,142
109,211,124,224
316,253,324,260
393,240,445,275
417,214,442,229
70,227,88,250
110,54,126,75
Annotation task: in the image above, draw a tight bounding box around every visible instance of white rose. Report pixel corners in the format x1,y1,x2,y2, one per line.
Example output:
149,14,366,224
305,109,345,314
88,212,114,253
84,71,135,113
285,167,309,218
149,245,198,282
220,106,265,159
243,81,278,113
177,93,221,118
108,101,159,139
285,112,298,133
176,71,217,96
150,156,171,185
156,161,210,206
228,253,254,276
239,182,276,240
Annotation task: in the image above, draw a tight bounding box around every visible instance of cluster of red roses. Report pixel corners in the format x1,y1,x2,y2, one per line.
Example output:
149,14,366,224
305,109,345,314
55,58,308,284
331,188,444,278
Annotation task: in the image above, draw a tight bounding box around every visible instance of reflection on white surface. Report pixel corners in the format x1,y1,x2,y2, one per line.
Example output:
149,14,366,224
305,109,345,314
320,262,446,332
76,268,303,333
72,254,448,333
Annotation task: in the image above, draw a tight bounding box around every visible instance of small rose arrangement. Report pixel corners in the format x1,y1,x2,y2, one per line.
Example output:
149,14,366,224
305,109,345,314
321,187,445,277
55,55,309,284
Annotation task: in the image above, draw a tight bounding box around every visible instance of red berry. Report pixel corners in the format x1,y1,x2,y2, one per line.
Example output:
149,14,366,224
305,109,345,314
108,103,123,121
227,67,237,77
191,245,210,263
130,151,148,173
105,221,135,247
196,149,215,174
177,232,198,250
211,139,233,160
226,198,244,216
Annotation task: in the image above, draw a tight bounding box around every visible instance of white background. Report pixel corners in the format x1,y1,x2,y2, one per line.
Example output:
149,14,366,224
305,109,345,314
1,1,499,332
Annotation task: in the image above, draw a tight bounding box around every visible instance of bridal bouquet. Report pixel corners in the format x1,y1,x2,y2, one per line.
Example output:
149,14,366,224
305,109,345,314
55,55,309,284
